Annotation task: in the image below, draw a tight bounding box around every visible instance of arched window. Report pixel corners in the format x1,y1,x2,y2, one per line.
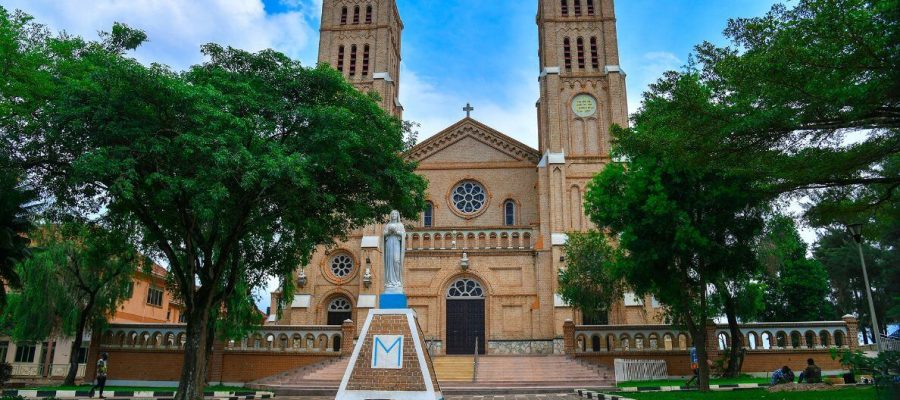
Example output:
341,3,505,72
590,37,599,69
504,200,516,226
577,37,586,69
340,7,348,25
349,44,357,76
447,278,485,298
563,38,572,71
365,5,373,24
574,0,582,16
587,0,595,15
560,0,568,16
423,201,434,227
362,44,370,76
337,45,345,73
353,5,360,24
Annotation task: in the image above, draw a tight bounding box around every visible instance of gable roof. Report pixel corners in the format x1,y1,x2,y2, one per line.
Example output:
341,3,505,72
406,118,541,164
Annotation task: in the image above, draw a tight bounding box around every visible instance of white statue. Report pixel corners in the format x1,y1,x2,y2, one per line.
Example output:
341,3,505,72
382,210,406,294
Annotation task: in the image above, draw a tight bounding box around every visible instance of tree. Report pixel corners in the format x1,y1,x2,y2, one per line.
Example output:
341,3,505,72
814,227,898,341
0,11,426,400
2,221,139,385
0,165,35,310
558,232,625,322
758,216,836,322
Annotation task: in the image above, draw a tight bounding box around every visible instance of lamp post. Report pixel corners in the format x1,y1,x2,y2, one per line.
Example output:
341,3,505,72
847,223,882,352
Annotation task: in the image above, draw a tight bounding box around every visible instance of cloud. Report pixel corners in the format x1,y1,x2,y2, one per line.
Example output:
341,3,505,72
627,51,684,113
401,66,540,149
3,0,321,70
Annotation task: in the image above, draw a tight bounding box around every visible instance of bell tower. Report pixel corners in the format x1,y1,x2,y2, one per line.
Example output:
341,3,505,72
534,0,629,331
318,0,403,118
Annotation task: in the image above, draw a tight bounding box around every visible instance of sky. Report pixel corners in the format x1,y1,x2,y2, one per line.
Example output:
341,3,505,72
1,0,784,311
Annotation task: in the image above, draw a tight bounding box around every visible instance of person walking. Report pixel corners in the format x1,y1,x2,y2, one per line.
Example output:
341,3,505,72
89,353,109,398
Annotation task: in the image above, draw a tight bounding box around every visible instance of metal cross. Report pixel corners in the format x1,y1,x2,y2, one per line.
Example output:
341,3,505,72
463,103,474,118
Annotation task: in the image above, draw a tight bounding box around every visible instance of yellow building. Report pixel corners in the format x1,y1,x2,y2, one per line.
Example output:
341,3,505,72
272,0,664,355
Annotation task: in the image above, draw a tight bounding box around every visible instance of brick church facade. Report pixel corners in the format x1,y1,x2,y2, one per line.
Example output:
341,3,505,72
271,0,664,355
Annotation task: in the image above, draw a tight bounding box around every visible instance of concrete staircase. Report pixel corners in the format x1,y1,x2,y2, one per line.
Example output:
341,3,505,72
249,355,615,396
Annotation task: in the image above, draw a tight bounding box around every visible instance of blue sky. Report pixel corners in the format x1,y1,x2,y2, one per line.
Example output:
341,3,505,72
2,0,783,310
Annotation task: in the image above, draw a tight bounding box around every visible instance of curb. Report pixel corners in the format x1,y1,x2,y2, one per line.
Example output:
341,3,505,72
574,390,635,400
1,390,274,399
616,383,770,392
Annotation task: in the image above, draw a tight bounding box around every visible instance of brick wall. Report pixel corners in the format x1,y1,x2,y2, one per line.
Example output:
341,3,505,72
219,353,337,382
99,349,186,381
577,351,694,376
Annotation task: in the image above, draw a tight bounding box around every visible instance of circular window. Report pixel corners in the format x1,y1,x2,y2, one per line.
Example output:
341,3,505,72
447,278,485,298
451,181,487,214
330,254,354,278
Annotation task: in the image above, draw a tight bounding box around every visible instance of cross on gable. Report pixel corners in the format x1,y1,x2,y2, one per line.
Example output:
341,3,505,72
463,103,474,118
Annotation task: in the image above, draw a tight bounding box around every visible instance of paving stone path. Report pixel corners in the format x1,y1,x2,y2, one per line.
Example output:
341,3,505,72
279,395,581,400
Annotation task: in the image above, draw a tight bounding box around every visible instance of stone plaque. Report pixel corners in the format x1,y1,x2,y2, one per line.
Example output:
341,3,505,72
372,335,403,369
572,94,597,117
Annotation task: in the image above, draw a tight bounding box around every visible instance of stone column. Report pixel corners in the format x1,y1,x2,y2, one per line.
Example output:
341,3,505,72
207,339,226,385
799,331,807,349
563,319,576,355
342,319,356,356
842,315,859,349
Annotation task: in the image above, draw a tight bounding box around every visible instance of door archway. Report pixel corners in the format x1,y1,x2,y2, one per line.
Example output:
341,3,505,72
445,278,486,355
326,296,352,326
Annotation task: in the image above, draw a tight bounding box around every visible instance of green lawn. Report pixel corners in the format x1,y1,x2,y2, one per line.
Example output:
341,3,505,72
617,376,770,387
17,385,247,392
618,386,875,400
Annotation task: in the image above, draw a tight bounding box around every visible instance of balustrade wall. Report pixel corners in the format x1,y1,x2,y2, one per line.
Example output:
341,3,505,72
407,228,534,251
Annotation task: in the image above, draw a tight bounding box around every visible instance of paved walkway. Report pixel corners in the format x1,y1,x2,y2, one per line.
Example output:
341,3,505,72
278,395,581,400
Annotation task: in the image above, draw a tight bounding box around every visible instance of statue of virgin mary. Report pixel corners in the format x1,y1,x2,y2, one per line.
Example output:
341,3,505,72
382,210,406,294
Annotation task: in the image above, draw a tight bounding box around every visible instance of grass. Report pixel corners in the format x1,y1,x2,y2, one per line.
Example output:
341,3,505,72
16,385,247,392
618,386,875,400
617,376,770,387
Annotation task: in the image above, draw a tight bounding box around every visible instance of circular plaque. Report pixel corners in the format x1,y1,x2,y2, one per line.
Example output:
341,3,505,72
572,94,597,118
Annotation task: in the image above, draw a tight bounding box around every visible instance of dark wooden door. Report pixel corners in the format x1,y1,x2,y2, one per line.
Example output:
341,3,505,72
446,299,485,355
328,311,352,326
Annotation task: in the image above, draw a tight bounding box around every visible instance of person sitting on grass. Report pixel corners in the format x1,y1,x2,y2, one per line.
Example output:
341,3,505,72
798,358,822,383
771,366,795,385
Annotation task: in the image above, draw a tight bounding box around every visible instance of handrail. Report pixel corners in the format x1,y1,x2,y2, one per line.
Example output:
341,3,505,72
473,337,479,383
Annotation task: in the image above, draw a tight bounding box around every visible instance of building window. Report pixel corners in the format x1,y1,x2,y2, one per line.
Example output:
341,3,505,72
340,6,348,25
337,45,345,73
423,201,434,227
504,200,516,226
590,37,599,69
362,44,370,76
447,278,485,299
349,45,357,76
560,0,568,16
0,341,8,363
330,253,354,278
563,37,572,71
577,37,586,69
179,312,187,323
353,6,360,24
147,286,163,307
574,0,582,16
166,310,171,320
14,344,36,363
451,181,487,214
125,281,134,298
587,0,595,15
365,5,373,24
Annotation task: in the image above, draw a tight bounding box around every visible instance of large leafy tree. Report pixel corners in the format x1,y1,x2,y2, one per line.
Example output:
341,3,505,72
0,10,426,400
0,166,34,309
2,222,140,385
759,216,836,322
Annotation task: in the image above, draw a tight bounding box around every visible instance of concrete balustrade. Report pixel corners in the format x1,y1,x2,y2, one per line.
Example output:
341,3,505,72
407,228,534,251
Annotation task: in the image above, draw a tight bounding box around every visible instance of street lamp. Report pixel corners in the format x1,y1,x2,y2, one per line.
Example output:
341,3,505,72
847,223,882,352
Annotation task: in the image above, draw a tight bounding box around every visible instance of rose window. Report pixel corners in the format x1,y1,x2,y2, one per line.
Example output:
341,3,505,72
451,181,486,214
330,254,354,278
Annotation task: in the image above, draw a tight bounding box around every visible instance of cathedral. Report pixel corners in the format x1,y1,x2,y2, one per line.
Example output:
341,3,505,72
271,0,664,355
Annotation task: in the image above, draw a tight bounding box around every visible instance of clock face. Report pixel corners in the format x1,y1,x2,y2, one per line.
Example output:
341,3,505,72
572,94,597,118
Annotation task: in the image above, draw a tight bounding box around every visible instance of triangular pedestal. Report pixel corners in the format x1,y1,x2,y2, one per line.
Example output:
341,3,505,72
337,309,443,400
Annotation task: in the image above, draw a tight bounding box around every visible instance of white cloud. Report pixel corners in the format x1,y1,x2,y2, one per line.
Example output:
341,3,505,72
627,51,684,113
3,0,321,70
401,66,540,149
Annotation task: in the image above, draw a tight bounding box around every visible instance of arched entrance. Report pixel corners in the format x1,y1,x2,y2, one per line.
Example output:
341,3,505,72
326,296,352,326
445,278,486,355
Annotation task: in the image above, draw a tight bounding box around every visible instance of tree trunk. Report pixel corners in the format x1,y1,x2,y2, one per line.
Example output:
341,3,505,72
692,324,711,391
175,297,214,400
64,311,90,386
721,290,744,378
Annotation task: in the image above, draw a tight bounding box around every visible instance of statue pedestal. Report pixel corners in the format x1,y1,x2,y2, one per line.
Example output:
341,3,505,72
337,309,443,400
379,293,408,309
